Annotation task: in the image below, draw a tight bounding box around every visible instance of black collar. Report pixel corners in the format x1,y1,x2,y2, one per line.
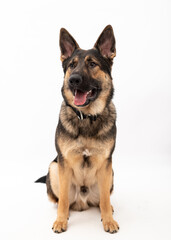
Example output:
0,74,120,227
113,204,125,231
66,103,98,123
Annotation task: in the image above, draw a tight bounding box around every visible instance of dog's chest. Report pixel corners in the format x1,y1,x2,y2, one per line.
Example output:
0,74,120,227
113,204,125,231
58,132,113,186
71,148,98,186
65,138,109,186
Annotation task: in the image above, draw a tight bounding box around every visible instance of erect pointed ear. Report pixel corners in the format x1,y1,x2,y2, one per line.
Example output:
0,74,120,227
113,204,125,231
59,28,79,61
94,25,116,60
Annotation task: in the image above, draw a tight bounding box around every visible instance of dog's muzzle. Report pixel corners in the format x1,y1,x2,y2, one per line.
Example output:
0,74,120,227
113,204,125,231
69,74,82,88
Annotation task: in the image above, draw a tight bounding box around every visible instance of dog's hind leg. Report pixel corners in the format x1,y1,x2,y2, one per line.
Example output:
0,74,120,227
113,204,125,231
47,158,60,203
46,172,58,203
47,158,76,206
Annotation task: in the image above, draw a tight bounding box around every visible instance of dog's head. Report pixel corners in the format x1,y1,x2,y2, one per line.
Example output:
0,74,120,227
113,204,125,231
60,25,116,115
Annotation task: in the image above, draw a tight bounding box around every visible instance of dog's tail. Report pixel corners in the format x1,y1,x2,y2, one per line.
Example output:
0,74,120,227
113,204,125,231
35,175,46,183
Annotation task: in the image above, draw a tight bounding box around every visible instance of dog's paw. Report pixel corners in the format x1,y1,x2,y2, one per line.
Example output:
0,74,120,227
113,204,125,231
102,218,119,233
52,219,67,233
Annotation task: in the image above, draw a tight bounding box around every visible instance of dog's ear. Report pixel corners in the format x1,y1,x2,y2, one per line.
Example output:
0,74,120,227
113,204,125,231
59,28,79,61
94,25,116,60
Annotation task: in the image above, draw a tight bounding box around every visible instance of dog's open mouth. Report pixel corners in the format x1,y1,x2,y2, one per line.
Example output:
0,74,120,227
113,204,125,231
74,88,97,106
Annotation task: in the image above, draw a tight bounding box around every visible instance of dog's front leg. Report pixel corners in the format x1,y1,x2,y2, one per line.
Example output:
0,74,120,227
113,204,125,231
52,163,71,233
97,161,119,234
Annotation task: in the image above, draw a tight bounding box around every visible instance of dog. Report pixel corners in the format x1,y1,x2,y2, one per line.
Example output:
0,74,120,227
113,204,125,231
35,25,119,234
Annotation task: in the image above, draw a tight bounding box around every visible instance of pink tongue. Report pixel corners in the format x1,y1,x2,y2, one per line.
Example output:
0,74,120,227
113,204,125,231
74,90,87,106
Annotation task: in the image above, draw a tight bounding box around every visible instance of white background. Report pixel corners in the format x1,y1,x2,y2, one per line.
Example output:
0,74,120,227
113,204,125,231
0,0,171,239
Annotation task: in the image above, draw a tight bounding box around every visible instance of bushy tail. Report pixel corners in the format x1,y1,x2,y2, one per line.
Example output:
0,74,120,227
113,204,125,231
35,175,46,183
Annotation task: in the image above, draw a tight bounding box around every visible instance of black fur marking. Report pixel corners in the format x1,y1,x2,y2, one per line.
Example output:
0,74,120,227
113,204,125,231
82,155,91,168
35,175,46,183
62,48,112,77
110,170,114,194
55,140,64,165
53,156,58,162
55,122,67,164
97,120,116,142
57,119,77,139
110,184,114,194
66,103,98,123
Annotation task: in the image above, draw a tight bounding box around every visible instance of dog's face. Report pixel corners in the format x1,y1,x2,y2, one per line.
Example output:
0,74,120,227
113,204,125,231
60,25,116,115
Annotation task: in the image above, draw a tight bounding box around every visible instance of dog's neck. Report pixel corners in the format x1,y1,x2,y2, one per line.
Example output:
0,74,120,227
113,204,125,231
66,103,99,124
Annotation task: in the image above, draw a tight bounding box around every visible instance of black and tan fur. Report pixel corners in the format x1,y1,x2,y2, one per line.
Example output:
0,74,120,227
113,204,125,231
36,25,119,234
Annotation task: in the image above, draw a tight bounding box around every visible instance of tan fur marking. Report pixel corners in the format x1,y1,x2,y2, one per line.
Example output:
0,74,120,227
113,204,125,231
60,55,66,62
84,55,99,65
68,56,79,68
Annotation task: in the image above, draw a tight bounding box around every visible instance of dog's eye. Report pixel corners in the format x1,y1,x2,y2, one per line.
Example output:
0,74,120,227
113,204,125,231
69,62,75,69
88,61,97,68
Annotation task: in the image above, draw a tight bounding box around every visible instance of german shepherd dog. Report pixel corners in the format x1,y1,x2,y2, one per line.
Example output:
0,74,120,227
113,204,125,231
36,25,119,234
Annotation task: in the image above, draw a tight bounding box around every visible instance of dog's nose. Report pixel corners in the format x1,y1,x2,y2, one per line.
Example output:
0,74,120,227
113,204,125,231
69,74,82,87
